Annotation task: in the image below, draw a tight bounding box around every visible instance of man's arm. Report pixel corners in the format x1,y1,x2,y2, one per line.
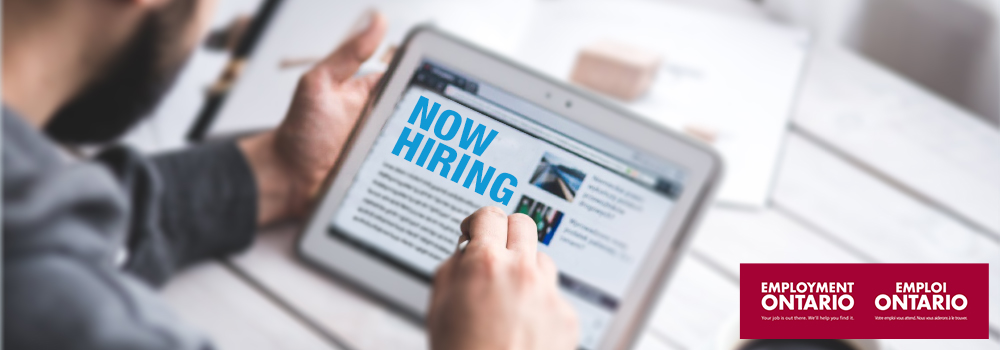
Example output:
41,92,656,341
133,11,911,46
113,12,387,285
96,142,257,286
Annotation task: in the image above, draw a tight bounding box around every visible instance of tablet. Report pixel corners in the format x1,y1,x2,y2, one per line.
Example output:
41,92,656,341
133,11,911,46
298,26,722,349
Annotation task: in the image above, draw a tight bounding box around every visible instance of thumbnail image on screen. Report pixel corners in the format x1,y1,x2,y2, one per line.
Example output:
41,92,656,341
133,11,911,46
529,152,587,202
515,195,565,245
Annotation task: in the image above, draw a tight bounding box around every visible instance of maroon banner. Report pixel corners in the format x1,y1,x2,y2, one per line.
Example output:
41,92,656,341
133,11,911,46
740,264,988,339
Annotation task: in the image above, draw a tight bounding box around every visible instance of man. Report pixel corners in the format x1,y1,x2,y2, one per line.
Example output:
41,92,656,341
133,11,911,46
2,0,578,349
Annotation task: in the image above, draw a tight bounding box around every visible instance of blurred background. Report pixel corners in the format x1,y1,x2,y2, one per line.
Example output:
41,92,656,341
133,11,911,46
148,1,1000,350
126,0,999,154
766,0,998,126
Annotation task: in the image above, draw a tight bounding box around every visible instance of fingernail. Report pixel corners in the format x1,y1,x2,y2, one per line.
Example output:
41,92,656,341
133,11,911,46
348,9,376,37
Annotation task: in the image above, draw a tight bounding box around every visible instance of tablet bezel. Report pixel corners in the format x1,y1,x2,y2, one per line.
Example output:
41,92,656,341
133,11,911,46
297,26,722,349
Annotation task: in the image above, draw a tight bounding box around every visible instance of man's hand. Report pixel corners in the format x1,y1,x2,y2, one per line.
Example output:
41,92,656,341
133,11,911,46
428,207,579,350
239,11,387,225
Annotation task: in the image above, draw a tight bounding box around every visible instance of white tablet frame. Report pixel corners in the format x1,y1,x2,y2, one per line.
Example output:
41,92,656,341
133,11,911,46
298,26,722,350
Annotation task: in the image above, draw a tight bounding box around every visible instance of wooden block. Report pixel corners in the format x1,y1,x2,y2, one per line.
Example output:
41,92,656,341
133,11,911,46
570,40,661,100
683,124,719,144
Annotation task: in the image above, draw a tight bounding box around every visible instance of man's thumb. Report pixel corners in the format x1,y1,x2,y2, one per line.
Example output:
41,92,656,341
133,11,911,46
315,10,387,83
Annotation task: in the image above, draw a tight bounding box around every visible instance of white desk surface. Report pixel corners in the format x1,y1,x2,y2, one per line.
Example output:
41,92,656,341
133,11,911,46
159,2,1000,350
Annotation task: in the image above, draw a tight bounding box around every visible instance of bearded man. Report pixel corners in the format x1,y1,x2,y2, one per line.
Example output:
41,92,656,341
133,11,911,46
2,0,577,349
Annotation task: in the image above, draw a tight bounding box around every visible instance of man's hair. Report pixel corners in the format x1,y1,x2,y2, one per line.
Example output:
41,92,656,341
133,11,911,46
45,0,197,144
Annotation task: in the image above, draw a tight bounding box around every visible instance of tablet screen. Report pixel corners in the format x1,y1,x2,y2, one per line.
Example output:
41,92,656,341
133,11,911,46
330,60,685,348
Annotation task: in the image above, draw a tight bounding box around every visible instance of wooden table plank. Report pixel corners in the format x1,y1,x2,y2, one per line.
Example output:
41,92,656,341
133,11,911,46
161,261,338,350
228,225,428,350
647,255,739,350
773,134,1000,337
793,45,1000,238
690,205,867,272
634,331,683,350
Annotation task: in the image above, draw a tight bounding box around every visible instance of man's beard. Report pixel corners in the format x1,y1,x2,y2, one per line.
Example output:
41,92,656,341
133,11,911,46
45,0,196,144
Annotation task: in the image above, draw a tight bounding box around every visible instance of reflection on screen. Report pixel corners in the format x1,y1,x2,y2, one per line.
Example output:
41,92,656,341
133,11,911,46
330,60,685,349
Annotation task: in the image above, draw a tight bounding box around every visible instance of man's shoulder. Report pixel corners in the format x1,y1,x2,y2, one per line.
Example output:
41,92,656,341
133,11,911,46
3,106,64,179
2,106,129,257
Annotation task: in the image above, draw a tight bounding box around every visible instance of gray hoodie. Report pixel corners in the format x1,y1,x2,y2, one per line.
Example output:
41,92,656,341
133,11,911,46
4,107,258,350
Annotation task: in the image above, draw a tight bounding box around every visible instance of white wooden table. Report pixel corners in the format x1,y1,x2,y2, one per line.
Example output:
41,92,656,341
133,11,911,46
157,2,1000,350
